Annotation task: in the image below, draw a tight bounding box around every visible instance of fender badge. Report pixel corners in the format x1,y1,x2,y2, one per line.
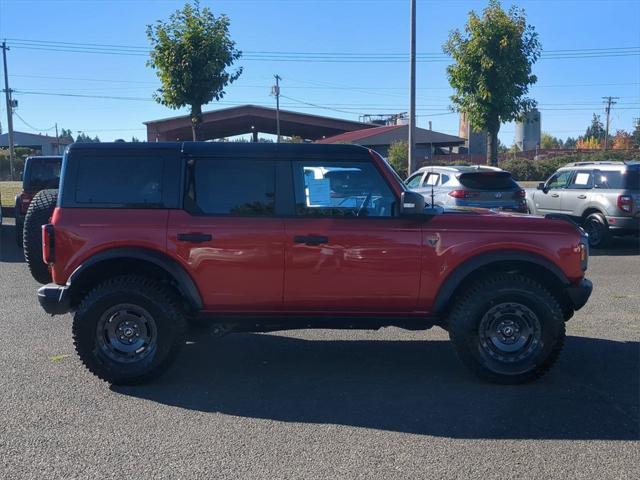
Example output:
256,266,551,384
427,236,439,247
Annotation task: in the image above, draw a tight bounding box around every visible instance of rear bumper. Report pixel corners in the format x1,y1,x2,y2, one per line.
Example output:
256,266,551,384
566,278,593,311
37,283,71,315
606,215,639,233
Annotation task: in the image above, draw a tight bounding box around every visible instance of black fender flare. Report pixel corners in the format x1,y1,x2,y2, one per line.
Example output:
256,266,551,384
432,250,570,314
67,247,203,311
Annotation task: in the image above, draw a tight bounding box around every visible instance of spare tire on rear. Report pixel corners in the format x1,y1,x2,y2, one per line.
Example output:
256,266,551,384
23,189,58,284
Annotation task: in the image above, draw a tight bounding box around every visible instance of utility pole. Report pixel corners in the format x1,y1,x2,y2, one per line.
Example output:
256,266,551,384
408,0,417,175
55,122,59,154
602,96,619,151
272,74,281,143
2,41,16,180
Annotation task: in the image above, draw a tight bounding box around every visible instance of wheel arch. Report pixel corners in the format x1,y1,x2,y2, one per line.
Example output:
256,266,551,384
433,251,574,320
67,247,202,312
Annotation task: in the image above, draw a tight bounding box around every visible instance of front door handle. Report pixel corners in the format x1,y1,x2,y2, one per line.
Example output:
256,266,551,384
294,235,329,246
577,194,587,199
177,233,212,243
551,193,560,198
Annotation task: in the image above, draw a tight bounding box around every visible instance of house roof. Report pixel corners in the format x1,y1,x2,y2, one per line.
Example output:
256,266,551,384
316,124,465,146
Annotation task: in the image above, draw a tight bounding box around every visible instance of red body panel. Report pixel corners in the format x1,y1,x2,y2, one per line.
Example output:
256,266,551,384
284,217,422,312
50,208,169,285
166,210,285,311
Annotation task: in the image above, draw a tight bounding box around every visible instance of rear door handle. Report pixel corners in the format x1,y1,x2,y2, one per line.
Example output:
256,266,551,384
577,194,587,199
177,233,212,243
551,193,560,198
294,235,329,246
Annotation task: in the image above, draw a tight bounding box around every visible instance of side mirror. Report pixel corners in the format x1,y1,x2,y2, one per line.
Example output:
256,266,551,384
400,191,426,215
537,182,545,190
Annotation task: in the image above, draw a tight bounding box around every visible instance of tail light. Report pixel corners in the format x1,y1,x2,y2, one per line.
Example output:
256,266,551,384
449,190,480,199
20,192,34,215
617,195,633,213
42,224,55,265
514,189,526,199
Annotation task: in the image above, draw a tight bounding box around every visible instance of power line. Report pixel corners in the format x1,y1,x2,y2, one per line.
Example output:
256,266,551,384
13,110,55,131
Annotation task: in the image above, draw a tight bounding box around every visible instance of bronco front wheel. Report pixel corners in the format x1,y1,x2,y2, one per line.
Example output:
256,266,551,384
448,273,565,384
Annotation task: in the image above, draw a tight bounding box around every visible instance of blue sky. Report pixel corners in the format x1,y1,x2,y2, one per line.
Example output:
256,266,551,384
0,0,638,144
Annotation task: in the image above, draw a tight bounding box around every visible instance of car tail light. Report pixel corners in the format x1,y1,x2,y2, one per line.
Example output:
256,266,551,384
20,192,34,215
513,189,526,199
449,190,480,199
617,195,633,213
42,224,55,265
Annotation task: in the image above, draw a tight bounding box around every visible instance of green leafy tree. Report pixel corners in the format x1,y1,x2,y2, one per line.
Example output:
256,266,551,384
387,141,408,178
564,137,577,149
75,132,100,143
131,136,141,143
540,132,563,149
147,0,242,140
584,114,605,142
443,0,541,165
59,128,74,143
632,121,640,148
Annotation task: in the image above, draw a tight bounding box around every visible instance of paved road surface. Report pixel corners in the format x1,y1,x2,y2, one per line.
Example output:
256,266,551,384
1,219,638,479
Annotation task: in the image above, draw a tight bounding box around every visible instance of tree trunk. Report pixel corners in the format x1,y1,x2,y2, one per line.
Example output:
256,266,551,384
486,126,499,166
190,104,203,141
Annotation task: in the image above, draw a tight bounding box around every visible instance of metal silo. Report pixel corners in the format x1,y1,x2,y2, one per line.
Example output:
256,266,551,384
515,109,541,151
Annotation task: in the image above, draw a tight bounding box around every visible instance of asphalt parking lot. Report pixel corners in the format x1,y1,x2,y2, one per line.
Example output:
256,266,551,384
0,218,638,480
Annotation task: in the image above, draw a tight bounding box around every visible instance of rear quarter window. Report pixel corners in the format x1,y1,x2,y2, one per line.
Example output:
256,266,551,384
25,159,61,191
596,170,640,190
74,156,164,206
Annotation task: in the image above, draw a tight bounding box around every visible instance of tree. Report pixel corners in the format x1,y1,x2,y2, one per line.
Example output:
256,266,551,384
576,136,601,150
59,128,74,143
387,141,408,178
564,137,577,149
632,121,640,148
612,129,633,150
76,132,100,143
584,114,605,142
131,136,141,143
443,0,541,166
540,132,562,149
147,0,242,140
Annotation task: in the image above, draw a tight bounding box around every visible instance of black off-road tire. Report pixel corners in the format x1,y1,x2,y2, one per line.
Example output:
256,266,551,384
583,212,611,249
448,273,565,384
23,189,58,284
72,276,186,385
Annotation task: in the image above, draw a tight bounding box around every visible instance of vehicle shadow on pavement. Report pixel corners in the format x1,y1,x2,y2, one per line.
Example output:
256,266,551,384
0,223,25,263
590,236,639,256
114,333,639,440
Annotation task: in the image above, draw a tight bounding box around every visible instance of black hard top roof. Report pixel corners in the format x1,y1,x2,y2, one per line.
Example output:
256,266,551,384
67,141,372,159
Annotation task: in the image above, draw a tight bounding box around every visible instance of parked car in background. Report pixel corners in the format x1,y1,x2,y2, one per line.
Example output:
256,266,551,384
405,165,527,212
14,156,62,247
35,142,592,386
526,161,640,248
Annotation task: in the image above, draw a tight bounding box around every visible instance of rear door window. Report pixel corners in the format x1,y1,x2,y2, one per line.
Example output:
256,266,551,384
424,172,440,186
75,156,164,206
567,171,594,189
189,159,275,216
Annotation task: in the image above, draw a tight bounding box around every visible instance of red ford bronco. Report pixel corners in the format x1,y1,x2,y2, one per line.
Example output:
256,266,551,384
36,142,592,385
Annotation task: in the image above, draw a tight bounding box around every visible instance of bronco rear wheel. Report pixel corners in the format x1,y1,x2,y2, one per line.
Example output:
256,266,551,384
72,276,186,385
448,273,565,384
23,189,58,284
